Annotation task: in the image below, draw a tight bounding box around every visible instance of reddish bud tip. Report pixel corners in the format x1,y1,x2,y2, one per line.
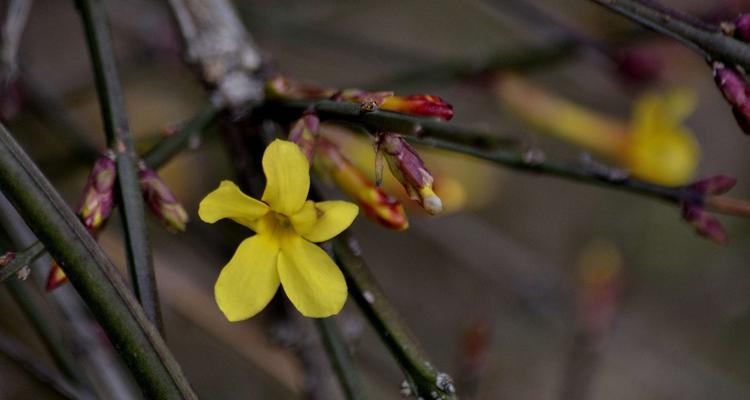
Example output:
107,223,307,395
289,113,320,163
380,94,454,121
45,261,68,291
688,174,737,195
611,48,662,84
681,204,728,245
733,13,750,42
139,166,189,232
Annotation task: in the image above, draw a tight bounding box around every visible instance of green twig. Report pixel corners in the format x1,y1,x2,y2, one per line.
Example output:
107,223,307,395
257,99,519,150
0,240,44,283
75,0,161,332
589,0,750,67
0,331,94,400
142,102,221,169
316,318,368,400
0,122,196,399
332,232,457,400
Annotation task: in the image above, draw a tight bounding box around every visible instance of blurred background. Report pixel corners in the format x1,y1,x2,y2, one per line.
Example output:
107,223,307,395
2,0,750,399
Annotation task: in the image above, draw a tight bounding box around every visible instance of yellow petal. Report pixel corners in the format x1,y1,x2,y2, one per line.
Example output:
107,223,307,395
215,235,281,321
289,200,358,243
261,140,310,215
199,181,269,229
628,90,700,185
278,234,347,317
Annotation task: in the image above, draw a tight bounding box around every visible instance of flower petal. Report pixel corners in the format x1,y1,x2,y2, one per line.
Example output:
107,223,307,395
278,234,347,317
261,140,310,215
215,235,281,321
199,181,269,229
290,200,358,243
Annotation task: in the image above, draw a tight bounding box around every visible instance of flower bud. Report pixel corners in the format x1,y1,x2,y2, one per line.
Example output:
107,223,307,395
289,113,320,162
139,165,189,232
377,133,443,215
679,175,737,245
380,94,454,121
712,62,750,134
732,13,750,42
45,261,68,291
315,137,409,230
77,152,116,232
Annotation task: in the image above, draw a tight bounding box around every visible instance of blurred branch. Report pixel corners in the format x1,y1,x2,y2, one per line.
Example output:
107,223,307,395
0,240,44,283
76,0,161,331
0,122,196,399
0,0,32,80
0,331,93,400
588,0,750,67
316,318,367,400
332,231,456,400
142,101,220,169
258,99,519,150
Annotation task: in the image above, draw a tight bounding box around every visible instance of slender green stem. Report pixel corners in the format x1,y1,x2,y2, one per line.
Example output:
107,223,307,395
0,122,196,399
0,330,94,400
75,0,161,332
589,0,750,68
408,136,705,207
332,232,457,400
142,102,221,169
258,99,519,150
315,318,368,400
0,240,44,283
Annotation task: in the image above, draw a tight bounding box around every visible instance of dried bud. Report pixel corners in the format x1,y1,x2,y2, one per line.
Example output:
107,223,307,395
380,94,454,121
315,137,409,230
680,175,737,245
289,113,320,162
139,166,189,232
77,152,116,232
377,133,443,215
265,75,336,100
46,261,68,291
712,62,750,134
732,13,750,42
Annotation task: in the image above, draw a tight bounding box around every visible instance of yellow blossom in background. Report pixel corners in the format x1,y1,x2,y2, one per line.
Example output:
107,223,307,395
199,140,358,320
495,74,700,186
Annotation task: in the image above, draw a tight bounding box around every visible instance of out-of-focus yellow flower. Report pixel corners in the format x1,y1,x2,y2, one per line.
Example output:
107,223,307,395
199,140,358,320
495,74,700,186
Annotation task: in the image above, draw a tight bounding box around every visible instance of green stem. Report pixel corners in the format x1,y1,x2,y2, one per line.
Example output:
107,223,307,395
258,99,519,150
0,330,94,400
0,240,44,283
332,232,457,400
142,102,221,169
589,0,750,67
315,318,368,400
407,136,703,208
75,0,161,332
0,122,196,399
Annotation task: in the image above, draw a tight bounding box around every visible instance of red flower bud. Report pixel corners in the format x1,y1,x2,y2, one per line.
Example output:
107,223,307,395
77,152,116,232
139,166,189,232
45,261,68,291
380,94,454,121
377,133,442,215
679,175,737,245
712,62,750,134
315,137,409,230
732,13,750,42
289,113,320,163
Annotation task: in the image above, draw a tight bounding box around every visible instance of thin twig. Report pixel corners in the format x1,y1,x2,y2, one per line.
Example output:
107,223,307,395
0,240,44,283
0,331,93,400
0,122,197,399
257,99,519,150
589,0,750,68
332,231,457,400
75,0,162,332
316,318,368,400
142,101,221,169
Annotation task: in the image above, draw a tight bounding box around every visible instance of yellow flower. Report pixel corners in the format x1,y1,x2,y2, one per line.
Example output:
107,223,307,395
495,74,700,186
199,140,359,320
